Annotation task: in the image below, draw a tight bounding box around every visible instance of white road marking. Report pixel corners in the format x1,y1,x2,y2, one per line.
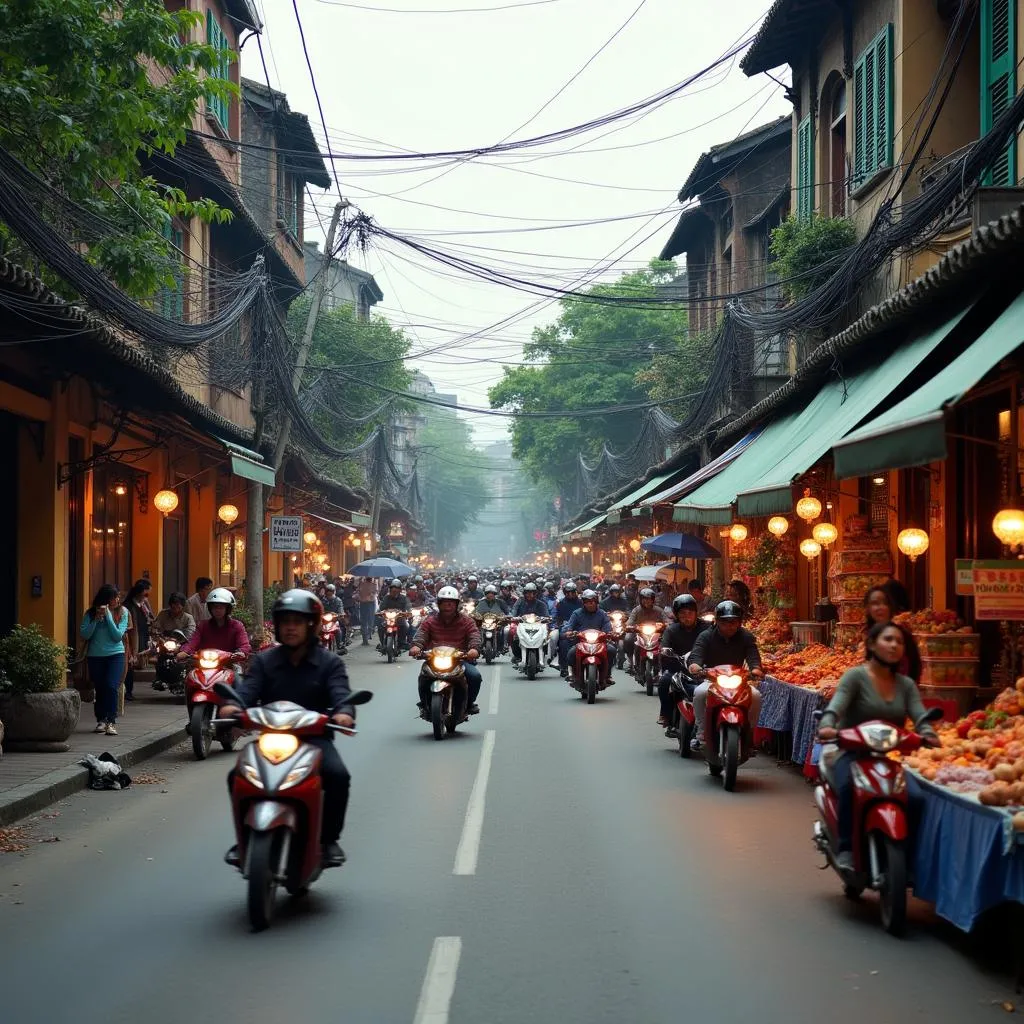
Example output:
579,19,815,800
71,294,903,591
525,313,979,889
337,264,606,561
453,729,496,876
413,936,462,1024
488,666,500,715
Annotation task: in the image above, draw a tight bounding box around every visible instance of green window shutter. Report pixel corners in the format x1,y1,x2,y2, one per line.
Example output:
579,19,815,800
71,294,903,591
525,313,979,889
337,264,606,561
206,9,230,131
875,23,894,173
853,24,894,188
797,116,814,220
853,57,867,184
982,0,1017,186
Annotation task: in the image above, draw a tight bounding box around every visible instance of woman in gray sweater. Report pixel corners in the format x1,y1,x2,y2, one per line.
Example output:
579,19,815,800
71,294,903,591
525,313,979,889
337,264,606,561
817,621,940,871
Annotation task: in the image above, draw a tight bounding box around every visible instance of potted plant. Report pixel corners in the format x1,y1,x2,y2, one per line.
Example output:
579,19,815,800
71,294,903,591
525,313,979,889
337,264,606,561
0,624,80,752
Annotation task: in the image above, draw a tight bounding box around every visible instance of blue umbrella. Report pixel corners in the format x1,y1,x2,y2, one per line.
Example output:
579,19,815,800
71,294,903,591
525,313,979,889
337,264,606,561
348,556,416,578
640,532,722,559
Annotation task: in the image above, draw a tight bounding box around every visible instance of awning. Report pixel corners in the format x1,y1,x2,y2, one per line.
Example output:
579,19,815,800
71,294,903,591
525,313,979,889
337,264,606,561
675,305,971,523
644,432,759,507
833,291,1024,478
306,511,356,532
212,435,277,487
606,470,678,524
572,512,607,535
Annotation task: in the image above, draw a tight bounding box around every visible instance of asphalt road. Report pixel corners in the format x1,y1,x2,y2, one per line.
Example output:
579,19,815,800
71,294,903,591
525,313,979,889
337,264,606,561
0,644,1015,1023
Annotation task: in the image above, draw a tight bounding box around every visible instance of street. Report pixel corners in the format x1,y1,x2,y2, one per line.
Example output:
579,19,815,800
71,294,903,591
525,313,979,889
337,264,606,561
0,645,1012,1024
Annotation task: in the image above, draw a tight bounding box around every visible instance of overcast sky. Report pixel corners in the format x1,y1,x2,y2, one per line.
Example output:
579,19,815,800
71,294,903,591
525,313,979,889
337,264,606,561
244,0,789,446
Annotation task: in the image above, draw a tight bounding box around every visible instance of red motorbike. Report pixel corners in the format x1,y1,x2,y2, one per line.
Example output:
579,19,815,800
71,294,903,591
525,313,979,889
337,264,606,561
631,622,664,697
812,708,942,936
319,612,342,652
212,681,373,931
570,628,612,705
184,649,241,761
378,609,404,663
681,664,755,791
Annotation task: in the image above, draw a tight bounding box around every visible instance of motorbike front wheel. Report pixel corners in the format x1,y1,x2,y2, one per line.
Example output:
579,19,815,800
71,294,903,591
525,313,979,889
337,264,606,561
722,725,740,791
386,636,396,664
526,650,538,680
431,692,446,741
586,664,598,704
878,836,908,936
190,705,213,760
678,717,694,758
246,830,280,932
645,660,655,697
484,644,494,665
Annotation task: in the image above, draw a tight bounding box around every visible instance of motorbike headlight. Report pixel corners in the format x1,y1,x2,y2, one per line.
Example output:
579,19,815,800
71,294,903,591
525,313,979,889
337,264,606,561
432,655,454,671
483,617,496,628
241,763,264,789
198,649,220,669
524,614,537,623
323,613,335,624
862,723,900,753
583,629,600,643
258,732,299,764
163,640,178,652
642,625,655,636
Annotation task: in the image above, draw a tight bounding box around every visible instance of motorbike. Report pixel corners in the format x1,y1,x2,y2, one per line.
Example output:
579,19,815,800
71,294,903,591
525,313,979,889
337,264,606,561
812,708,943,936
461,599,477,618
632,622,665,696
152,629,187,697
378,609,404,663
681,664,755,791
569,628,611,704
212,681,373,932
479,614,505,664
319,612,342,653
184,649,242,760
418,647,469,740
515,613,550,680
662,649,697,755
408,605,428,635
607,612,627,669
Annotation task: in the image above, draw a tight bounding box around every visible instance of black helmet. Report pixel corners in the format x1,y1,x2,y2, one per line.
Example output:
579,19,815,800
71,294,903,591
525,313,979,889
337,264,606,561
672,594,698,614
715,600,744,621
272,588,323,640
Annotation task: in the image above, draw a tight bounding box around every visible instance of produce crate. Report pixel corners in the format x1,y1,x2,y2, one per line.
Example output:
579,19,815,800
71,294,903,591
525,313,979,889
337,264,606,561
791,621,829,650
827,550,893,576
837,600,865,624
919,657,978,687
913,632,980,659
828,573,889,602
834,622,864,648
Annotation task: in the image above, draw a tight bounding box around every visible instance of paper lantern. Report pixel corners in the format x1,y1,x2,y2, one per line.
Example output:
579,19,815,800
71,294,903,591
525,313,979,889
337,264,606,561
897,528,929,562
629,538,641,552
729,523,748,542
795,489,822,522
217,503,239,525
303,530,318,545
993,509,1024,548
767,516,789,537
799,538,821,559
812,522,838,548
153,489,179,515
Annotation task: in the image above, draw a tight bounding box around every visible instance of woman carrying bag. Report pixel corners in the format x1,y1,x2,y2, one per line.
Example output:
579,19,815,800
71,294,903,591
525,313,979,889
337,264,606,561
80,584,130,736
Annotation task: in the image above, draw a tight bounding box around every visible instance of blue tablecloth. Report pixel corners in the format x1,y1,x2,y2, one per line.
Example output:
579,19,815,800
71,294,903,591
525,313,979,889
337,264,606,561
758,675,828,766
907,772,1024,931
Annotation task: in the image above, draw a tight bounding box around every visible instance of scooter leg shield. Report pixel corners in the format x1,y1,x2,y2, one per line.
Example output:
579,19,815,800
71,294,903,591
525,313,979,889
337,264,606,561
246,801,298,833
864,801,908,841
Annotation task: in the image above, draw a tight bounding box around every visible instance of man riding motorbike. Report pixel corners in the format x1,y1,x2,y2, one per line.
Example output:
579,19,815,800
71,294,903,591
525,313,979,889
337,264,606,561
600,583,630,614
562,590,615,683
377,579,412,651
543,582,558,616
686,600,763,752
657,594,707,734
475,583,509,617
499,580,516,608
153,591,196,639
461,575,482,604
623,588,669,674
407,584,427,609
509,582,548,666
409,586,483,717
178,587,251,664
219,589,356,869
552,581,582,671
322,584,343,615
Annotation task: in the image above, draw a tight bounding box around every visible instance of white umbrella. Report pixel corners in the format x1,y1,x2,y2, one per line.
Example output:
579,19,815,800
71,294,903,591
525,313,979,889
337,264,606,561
632,561,675,582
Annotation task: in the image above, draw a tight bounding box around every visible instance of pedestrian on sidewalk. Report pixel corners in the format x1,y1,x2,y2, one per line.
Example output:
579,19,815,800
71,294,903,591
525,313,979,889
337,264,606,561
187,577,213,624
80,584,130,736
357,577,377,645
123,578,153,703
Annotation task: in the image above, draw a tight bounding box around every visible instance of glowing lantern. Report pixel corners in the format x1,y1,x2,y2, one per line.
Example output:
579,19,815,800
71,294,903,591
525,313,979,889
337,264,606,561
153,489,179,516
303,530,318,545
799,538,821,560
767,516,789,538
993,509,1024,548
629,538,641,552
572,545,581,555
812,522,838,548
897,528,930,562
728,523,748,543
217,503,239,525
795,489,822,522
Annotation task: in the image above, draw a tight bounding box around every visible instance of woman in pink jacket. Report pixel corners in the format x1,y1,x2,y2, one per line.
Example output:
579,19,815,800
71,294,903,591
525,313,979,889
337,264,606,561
178,587,251,660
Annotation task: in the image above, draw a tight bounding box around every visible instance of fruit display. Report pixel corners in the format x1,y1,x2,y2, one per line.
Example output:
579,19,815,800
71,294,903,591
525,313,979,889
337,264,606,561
915,632,980,658
918,658,977,687
829,573,889,602
763,643,862,696
752,607,793,652
892,609,966,634
834,622,863,647
827,549,893,575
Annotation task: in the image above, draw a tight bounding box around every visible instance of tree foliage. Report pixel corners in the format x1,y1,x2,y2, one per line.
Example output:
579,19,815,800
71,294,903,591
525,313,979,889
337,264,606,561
487,260,689,489
0,0,236,296
769,214,856,299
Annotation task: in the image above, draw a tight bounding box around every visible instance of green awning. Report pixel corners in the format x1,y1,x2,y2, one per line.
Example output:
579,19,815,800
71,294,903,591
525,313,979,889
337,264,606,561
608,471,676,513
735,304,970,514
229,453,276,487
573,512,607,534
833,292,1024,479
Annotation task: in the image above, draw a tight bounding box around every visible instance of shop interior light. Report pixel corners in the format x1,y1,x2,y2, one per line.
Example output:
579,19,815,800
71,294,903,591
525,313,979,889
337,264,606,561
799,538,822,560
873,476,886,485
767,516,789,537
629,538,641,552
728,523,748,542
812,522,838,548
795,489,822,522
352,537,361,547
113,480,129,497
612,562,623,572
572,545,580,555
993,508,1024,548
153,489,179,516
303,530,317,545
217,503,239,525
897,528,929,561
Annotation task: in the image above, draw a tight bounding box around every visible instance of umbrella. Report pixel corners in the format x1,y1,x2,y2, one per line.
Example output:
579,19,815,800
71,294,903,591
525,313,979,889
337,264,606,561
640,532,722,559
632,561,676,581
348,557,415,578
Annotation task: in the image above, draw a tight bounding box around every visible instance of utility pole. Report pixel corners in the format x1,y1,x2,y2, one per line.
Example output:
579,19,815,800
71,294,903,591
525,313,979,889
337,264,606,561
368,422,387,551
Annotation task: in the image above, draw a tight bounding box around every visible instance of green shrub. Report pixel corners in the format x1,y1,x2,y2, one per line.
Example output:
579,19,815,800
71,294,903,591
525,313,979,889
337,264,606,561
0,625,68,695
769,214,856,299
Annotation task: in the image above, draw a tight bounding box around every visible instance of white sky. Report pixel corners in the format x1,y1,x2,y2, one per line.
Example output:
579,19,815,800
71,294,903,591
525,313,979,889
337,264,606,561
245,0,790,446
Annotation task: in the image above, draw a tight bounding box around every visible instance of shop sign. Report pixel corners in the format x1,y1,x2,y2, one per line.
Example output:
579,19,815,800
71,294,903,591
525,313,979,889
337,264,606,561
270,515,303,552
955,559,975,596
966,559,1024,620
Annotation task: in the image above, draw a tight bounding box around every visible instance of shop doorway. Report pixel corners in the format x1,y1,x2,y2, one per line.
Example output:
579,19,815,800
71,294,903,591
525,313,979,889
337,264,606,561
0,415,18,636
162,483,189,598
66,435,85,648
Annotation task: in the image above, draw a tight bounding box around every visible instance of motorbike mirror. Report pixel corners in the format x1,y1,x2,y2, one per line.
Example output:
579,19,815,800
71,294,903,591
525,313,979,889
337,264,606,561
213,681,241,705
347,690,374,706
919,706,944,725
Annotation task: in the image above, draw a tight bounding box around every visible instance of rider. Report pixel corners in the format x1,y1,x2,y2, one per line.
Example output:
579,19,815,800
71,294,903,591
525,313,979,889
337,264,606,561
153,591,196,640
409,586,483,716
377,579,412,650
552,581,582,672
499,579,516,608
461,575,482,604
623,588,669,673
686,600,764,754
322,584,343,615
475,583,509,618
657,594,707,734
220,589,355,868
407,584,427,609
562,589,615,683
178,587,251,663
509,582,548,666
542,581,559,616
600,583,631,615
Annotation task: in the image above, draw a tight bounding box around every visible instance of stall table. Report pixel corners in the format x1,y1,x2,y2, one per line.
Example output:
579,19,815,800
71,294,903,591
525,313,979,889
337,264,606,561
757,675,828,769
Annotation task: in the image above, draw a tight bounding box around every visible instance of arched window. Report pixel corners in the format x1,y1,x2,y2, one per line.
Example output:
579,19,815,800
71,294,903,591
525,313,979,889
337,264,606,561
821,73,847,216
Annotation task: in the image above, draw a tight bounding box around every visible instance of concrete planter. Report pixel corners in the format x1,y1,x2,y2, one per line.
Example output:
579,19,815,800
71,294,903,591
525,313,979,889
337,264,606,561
0,689,81,752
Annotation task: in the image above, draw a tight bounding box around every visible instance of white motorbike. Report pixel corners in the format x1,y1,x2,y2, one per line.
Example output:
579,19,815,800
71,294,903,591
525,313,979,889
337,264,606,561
515,614,550,680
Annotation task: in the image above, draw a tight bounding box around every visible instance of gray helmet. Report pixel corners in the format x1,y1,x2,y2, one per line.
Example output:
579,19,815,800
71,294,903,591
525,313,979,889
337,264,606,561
484,583,498,595
609,583,621,593
715,599,744,621
389,578,402,589
523,582,538,593
639,587,656,601
272,588,323,639
581,589,599,602
564,581,578,593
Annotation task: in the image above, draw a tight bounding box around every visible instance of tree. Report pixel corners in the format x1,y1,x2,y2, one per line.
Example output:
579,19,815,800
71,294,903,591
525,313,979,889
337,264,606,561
0,0,235,296
487,260,690,491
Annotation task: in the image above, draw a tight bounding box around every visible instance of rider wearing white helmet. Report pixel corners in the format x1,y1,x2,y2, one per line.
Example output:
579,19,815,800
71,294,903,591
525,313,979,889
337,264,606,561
409,586,483,716
179,586,251,661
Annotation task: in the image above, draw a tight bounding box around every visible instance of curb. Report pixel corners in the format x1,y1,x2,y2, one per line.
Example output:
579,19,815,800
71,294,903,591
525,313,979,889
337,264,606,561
0,721,188,827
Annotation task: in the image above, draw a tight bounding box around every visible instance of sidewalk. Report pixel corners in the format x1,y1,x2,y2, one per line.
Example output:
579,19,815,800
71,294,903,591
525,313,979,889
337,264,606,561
0,688,187,825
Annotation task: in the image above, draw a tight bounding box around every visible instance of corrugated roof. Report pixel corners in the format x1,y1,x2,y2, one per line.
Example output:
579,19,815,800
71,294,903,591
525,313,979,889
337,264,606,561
739,0,836,76
678,116,790,200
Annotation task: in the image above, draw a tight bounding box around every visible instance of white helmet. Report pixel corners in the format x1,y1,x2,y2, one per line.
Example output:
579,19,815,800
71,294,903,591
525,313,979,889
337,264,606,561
206,587,235,607
437,586,460,602
581,589,599,602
